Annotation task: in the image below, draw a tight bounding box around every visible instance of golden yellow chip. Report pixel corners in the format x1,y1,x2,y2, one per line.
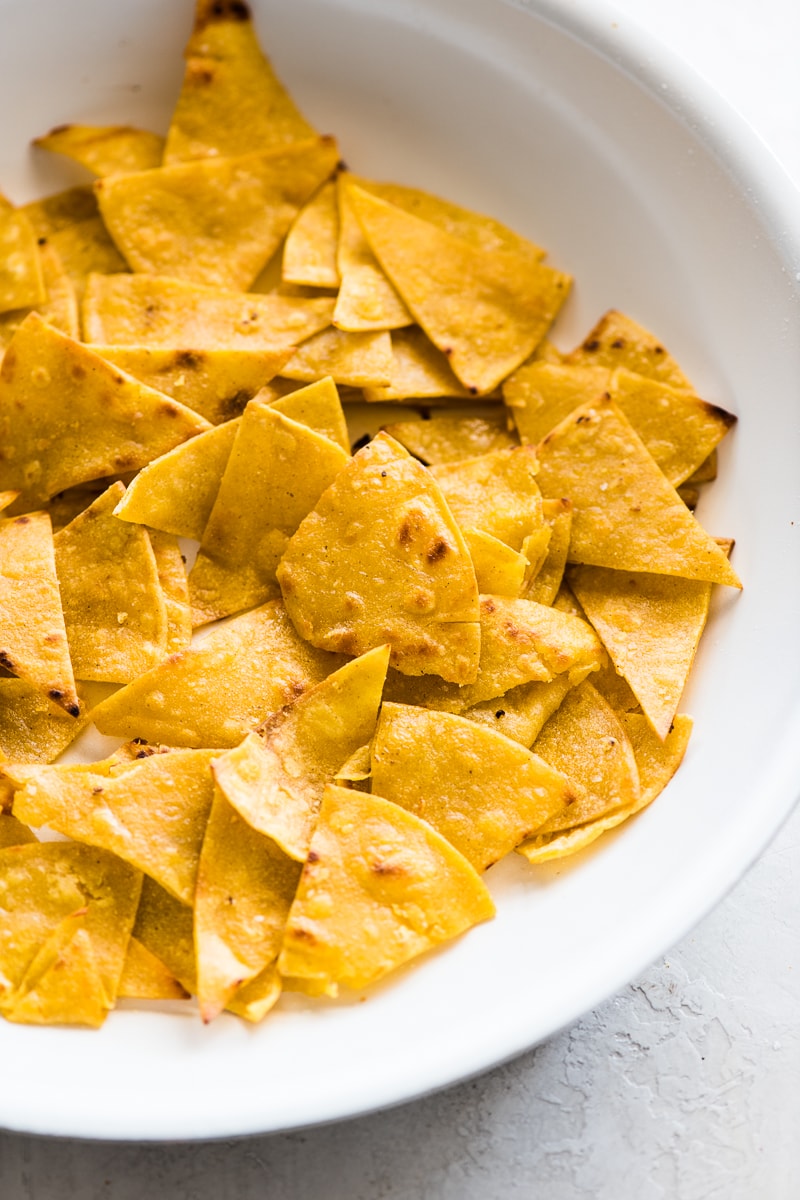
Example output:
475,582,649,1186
0,813,37,848
278,783,495,993
3,915,109,1028
281,327,394,387
132,876,197,996
363,328,475,403
384,411,517,464
34,124,165,176
45,217,128,302
371,703,573,870
463,669,592,748
268,376,349,451
0,243,79,358
430,445,543,552
523,498,572,605
567,309,694,393
91,600,344,748
282,179,340,288
277,433,480,683
225,964,282,1023
333,177,412,332
96,138,339,291
0,196,45,314
21,185,99,236
117,935,190,1001
464,528,528,597
189,404,349,625
148,530,193,656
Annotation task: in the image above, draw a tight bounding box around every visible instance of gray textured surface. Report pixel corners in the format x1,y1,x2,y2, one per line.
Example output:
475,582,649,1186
2,0,800,1195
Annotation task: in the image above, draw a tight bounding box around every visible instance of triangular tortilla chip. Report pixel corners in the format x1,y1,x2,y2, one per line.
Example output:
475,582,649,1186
277,433,480,683
364,328,475,403
148,530,193,656
225,963,282,1023
4,916,108,1027
91,600,344,748
278,783,495,993
333,177,412,332
463,669,593,748
45,217,128,302
83,272,334,350
34,124,165,176
430,445,543,551
464,528,528,597
189,404,349,624
0,814,37,848
568,563,715,739
268,376,349,451
535,397,741,587
132,876,197,995
281,327,394,387
117,935,190,1001
194,786,302,1021
0,243,79,357
21,185,99,236
523,498,572,605
566,309,694,393
215,645,390,860
12,749,217,905
371,703,574,870
384,411,517,464
0,510,79,715
347,184,570,394
96,138,339,290
0,314,210,508
282,180,340,288
53,483,169,683
163,0,317,164
0,196,45,314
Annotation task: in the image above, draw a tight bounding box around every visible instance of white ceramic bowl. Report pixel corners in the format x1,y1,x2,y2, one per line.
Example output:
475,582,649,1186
1,0,800,1142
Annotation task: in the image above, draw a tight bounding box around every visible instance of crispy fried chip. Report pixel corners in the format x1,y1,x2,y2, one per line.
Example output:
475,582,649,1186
0,196,45,314
54,483,168,682
535,398,741,587
45,218,128,303
96,138,339,290
463,669,592,747
0,814,37,848
282,179,340,288
148,530,192,655
132,876,197,995
268,376,349,450
430,445,543,551
278,783,495,993
523,498,572,605
0,244,79,356
277,433,480,683
371,703,573,870
189,403,349,624
117,935,190,1001
281,327,394,387
21,185,99,235
364,327,474,403
333,177,412,332
91,600,344,748
567,309,694,393
34,124,165,176
347,184,570,394
464,529,528,596
225,964,282,1022
384,411,517,464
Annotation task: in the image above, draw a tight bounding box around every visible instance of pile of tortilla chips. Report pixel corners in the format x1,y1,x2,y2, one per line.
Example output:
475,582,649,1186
0,0,739,1027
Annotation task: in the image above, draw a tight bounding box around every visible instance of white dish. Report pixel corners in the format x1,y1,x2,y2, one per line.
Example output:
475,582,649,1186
1,0,800,1142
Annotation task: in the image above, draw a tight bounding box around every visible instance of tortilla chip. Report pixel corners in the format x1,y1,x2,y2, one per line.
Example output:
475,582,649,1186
535,398,742,587
0,243,79,358
96,137,339,290
281,327,394,387
347,184,570,394
34,124,165,176
0,314,210,509
163,0,317,164
464,529,528,597
504,360,610,441
225,963,282,1023
117,935,190,1001
83,272,334,350
277,433,480,683
463,669,593,747
132,875,197,995
384,411,517,464
371,703,573,870
523,498,573,605
430,445,543,551
21,185,99,236
189,404,349,624
686,450,717,485
282,180,340,288
278,783,495,993
568,563,716,739
148,530,192,656
0,196,45,314
363,327,475,403
334,177,412,332
268,376,349,451
91,600,344,748
45,218,128,303
0,813,37,848
567,309,695,393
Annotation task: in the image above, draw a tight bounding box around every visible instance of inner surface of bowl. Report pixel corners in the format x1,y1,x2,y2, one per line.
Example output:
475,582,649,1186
1,0,799,1141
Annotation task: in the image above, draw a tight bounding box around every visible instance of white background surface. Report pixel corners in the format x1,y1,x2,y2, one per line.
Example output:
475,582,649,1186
1,0,799,1194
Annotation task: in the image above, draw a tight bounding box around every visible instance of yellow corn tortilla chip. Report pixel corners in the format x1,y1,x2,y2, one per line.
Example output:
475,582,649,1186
277,432,480,683
189,404,349,625
54,483,169,683
83,272,334,350
371,703,574,871
132,875,197,996
363,327,475,403
12,748,217,905
347,184,570,394
268,376,349,451
535,398,742,587
384,411,517,464
0,813,37,848
164,0,317,164
0,685,84,770
430,445,543,552
281,327,394,387
282,179,340,288
91,600,344,748
44,217,128,303
96,137,339,291
0,510,79,715
523,497,572,605
463,668,594,748
34,124,165,176
225,963,282,1023
117,935,190,1001
91,344,292,424
464,528,528,597
148,530,192,656
21,185,99,236
278,783,495,993
0,243,80,357
334,177,412,332
568,562,716,740
686,450,717,485
0,196,45,314
0,314,210,509
2,915,109,1028
194,786,302,1021
215,645,390,860
567,309,695,393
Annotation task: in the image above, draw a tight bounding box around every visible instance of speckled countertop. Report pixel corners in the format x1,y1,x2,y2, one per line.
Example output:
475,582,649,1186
2,0,800,1196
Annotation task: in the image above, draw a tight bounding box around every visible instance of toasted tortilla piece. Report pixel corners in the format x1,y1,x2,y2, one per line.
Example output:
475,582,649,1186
268,376,349,451
567,309,695,393
464,529,528,597
0,314,210,509
535,398,742,587
591,660,642,715
686,450,717,485
189,404,349,624
113,418,239,541
283,180,340,288
281,327,394,388
371,703,573,870
215,645,390,860
21,185,99,236
148,530,193,655
0,813,37,848
194,786,303,1021
278,784,495,993
277,433,480,683
347,184,570,394
164,0,317,164
334,177,412,332
504,360,610,442
117,935,190,1001
225,963,282,1023
568,563,716,740
0,196,45,314
83,272,334,350
132,875,197,995
463,669,592,747
92,344,291,424
96,138,339,290
0,243,79,357
0,510,79,715
91,600,344,748
364,327,474,403
522,498,572,606
34,124,165,176
46,218,129,304
12,749,217,905
53,482,168,683
0,841,141,1024
384,411,517,464
430,445,543,552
